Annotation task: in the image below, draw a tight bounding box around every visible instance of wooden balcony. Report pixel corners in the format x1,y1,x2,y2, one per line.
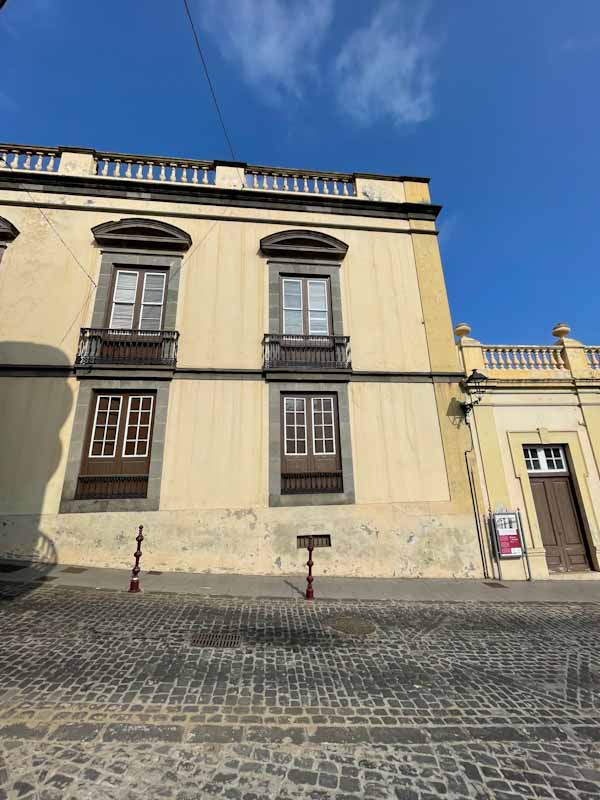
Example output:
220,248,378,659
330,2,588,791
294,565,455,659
76,328,179,367
75,474,148,500
281,471,344,494
263,334,351,370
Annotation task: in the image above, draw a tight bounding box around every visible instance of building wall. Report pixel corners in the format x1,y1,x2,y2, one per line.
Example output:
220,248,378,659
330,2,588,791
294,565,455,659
0,178,483,578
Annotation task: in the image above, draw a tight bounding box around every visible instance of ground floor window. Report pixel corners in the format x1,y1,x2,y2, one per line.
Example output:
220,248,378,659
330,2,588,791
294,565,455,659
75,392,155,499
281,393,342,494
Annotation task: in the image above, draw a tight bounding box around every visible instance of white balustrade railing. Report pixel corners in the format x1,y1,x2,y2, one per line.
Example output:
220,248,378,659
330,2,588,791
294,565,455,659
95,153,215,186
483,345,567,371
245,167,355,197
585,347,600,369
0,145,60,173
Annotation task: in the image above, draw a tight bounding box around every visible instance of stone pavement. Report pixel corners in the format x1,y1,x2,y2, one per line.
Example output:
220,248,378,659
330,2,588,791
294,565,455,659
0,581,599,799
1,558,600,602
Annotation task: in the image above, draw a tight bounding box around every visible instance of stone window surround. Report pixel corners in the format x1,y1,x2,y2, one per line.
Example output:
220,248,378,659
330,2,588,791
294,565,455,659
0,215,19,266
267,259,344,336
91,250,182,331
59,379,170,514
268,381,355,507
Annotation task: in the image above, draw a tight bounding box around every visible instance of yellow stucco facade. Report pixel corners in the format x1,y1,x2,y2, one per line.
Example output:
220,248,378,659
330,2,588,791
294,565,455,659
1,145,596,580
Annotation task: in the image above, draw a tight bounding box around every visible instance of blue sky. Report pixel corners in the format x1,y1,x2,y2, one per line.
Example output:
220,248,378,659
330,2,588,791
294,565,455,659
2,0,599,344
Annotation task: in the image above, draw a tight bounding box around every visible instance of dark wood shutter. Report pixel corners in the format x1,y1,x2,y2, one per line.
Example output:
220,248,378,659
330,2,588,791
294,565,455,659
280,393,342,493
76,392,156,499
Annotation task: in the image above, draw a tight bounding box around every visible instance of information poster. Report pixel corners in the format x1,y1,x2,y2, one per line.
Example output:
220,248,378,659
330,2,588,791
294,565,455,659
493,513,523,558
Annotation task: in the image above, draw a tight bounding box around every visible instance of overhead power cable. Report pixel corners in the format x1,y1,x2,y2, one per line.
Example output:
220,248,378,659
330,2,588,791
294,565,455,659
0,154,97,288
182,0,239,165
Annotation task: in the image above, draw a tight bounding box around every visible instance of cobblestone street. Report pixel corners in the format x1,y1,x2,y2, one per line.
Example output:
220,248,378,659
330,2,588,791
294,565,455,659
0,582,598,799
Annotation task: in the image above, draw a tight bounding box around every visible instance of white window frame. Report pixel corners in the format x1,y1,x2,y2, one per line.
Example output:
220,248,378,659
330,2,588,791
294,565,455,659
122,395,155,458
283,396,307,456
307,279,329,336
311,396,336,456
109,270,139,330
88,395,123,458
282,278,303,336
524,444,567,473
140,272,166,331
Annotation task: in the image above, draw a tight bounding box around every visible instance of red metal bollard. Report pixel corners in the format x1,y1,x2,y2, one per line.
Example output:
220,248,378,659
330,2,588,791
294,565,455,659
128,525,144,593
305,536,314,600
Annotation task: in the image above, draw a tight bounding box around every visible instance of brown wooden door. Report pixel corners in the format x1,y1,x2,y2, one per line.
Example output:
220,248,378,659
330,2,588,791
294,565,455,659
530,475,591,573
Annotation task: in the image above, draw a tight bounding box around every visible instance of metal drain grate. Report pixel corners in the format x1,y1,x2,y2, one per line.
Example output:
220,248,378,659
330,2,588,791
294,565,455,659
190,632,241,648
483,581,508,589
0,564,27,573
61,566,88,574
147,570,163,575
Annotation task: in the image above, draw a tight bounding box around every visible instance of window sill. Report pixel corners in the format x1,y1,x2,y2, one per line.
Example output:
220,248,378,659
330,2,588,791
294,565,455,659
269,491,355,508
59,497,159,514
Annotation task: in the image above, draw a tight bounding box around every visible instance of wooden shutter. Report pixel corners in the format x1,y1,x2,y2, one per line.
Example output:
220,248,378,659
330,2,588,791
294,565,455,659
140,273,166,331
280,277,331,336
280,393,342,493
77,392,156,499
109,271,138,329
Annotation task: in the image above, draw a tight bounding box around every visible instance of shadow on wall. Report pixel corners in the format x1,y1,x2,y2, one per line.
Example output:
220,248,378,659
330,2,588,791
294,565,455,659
0,342,73,600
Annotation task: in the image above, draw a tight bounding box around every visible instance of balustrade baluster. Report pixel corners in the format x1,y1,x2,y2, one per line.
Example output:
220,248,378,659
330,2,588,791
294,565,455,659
191,166,198,184
283,175,289,191
125,160,132,178
333,180,339,195
100,159,108,176
135,161,144,179
261,173,268,190
272,173,279,190
159,162,166,181
202,167,209,184
303,176,309,192
23,151,32,170
293,175,299,192
146,162,154,180
323,178,329,194
10,151,19,169
34,152,44,171
181,164,188,183
342,180,349,196
313,177,320,193
114,159,122,177
169,162,177,182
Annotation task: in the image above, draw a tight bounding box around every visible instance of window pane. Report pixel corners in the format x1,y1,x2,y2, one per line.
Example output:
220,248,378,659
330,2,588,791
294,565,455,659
283,280,302,309
309,311,328,335
122,396,154,458
89,395,122,458
311,397,336,456
283,396,307,456
283,309,303,335
308,281,327,311
113,272,137,303
142,273,166,304
111,303,134,329
140,304,162,331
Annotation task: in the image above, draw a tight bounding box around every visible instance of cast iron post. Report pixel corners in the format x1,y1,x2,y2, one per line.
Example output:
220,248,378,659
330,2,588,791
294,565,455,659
128,525,144,593
306,536,314,600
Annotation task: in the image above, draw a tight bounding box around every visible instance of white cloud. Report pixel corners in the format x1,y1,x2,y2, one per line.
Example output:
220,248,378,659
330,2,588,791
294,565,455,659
199,0,335,101
335,2,437,127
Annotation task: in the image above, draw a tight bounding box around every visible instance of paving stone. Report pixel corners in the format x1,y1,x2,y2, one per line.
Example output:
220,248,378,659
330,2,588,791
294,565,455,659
0,584,599,799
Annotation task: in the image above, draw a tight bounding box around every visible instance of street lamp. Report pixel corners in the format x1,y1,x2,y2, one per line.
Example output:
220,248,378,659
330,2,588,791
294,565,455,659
460,368,488,416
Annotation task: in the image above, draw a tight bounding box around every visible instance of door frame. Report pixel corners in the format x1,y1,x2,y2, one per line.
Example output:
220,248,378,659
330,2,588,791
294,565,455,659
507,431,600,573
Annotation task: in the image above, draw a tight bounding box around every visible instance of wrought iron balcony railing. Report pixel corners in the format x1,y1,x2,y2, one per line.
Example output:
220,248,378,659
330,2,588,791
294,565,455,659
75,474,148,500
76,328,179,367
263,334,351,370
281,471,344,494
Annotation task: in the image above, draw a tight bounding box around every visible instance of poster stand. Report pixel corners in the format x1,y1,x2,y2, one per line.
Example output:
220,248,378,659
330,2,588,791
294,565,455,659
488,509,532,582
